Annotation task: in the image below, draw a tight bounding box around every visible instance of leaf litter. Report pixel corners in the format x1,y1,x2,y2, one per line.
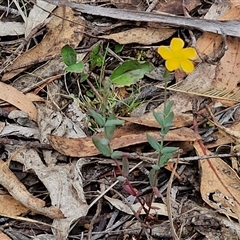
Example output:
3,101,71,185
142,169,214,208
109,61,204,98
0,0,240,239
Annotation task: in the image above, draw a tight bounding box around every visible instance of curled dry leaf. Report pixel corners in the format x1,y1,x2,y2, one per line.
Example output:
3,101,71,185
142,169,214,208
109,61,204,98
0,82,37,122
194,141,240,219
2,6,85,81
0,158,64,219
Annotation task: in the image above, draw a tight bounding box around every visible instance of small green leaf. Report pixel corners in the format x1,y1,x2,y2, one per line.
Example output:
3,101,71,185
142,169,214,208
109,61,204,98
80,73,89,83
160,126,170,136
104,125,116,140
147,134,161,152
164,112,174,127
164,101,174,116
111,151,123,159
161,147,178,154
114,44,124,53
99,138,109,145
110,60,154,86
61,45,77,66
159,153,173,167
122,156,129,177
90,44,104,68
153,111,165,127
105,119,124,127
92,137,112,157
149,168,157,187
117,176,126,182
89,110,105,127
65,62,84,73
151,164,160,171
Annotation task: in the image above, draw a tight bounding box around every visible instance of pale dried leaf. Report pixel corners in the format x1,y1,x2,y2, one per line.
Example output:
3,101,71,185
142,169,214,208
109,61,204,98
11,148,88,240
105,195,168,216
3,6,85,81
25,0,56,38
0,157,64,219
0,22,25,36
100,27,175,44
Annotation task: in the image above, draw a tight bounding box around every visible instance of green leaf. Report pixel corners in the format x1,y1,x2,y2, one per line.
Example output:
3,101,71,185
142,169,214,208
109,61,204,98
104,125,116,140
164,112,174,127
151,164,160,171
110,60,154,86
89,110,105,127
164,101,174,116
159,153,173,167
161,147,178,154
80,73,89,83
65,62,84,73
147,134,161,152
122,156,129,177
111,151,123,159
92,137,112,157
61,45,77,66
105,119,124,127
117,176,126,182
90,44,104,68
149,168,157,187
114,44,124,53
160,126,170,136
153,111,165,127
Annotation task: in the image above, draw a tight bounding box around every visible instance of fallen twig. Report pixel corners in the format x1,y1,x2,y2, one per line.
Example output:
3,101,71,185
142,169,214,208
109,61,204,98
43,0,240,37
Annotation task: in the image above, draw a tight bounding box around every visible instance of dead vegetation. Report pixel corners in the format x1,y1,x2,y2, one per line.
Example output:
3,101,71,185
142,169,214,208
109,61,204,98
0,0,240,239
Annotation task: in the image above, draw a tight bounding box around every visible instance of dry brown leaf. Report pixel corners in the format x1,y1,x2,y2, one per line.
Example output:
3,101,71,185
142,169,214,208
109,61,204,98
155,0,201,15
195,6,240,106
194,141,240,220
0,194,28,216
100,27,175,45
0,82,37,121
0,158,64,219
48,123,201,157
2,6,85,81
0,231,11,240
206,121,240,149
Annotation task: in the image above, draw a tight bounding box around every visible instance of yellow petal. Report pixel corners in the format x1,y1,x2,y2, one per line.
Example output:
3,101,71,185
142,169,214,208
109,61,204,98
165,58,180,71
170,38,184,51
180,59,195,73
158,46,173,60
182,47,197,60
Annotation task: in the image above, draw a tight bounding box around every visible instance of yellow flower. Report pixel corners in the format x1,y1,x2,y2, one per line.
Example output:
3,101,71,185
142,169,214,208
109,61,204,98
158,38,197,74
